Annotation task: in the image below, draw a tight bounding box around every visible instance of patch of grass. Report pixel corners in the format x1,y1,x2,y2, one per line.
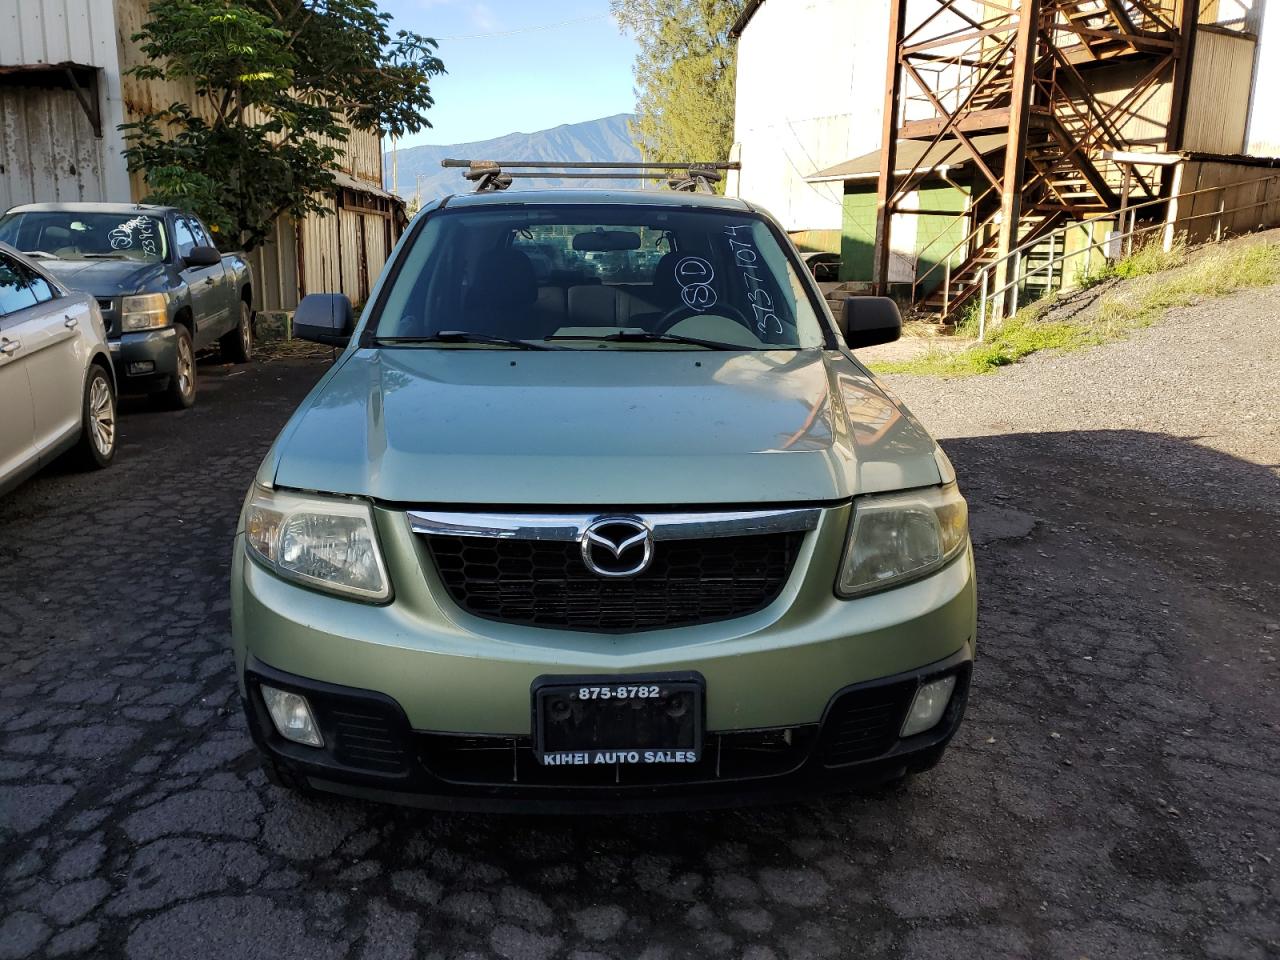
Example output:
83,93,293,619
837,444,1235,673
870,238,1280,377
951,299,983,339
872,303,1099,376
1093,240,1280,328
1074,236,1187,290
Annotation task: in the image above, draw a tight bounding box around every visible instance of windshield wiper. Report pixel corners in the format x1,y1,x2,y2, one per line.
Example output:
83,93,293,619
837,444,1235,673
81,253,127,260
22,250,58,260
374,331,561,351
547,330,748,350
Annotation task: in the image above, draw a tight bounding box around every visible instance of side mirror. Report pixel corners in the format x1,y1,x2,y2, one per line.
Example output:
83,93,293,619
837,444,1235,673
184,245,222,267
840,296,902,349
293,293,355,347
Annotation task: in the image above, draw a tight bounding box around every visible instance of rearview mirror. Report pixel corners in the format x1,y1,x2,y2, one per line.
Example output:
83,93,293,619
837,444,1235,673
572,230,642,252
184,245,222,268
840,296,902,349
293,293,355,347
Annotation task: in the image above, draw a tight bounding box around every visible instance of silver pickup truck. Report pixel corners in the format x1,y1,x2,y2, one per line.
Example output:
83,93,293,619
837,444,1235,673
0,202,255,409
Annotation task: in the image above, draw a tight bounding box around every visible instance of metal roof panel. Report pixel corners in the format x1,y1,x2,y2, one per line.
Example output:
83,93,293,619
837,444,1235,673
807,134,1008,182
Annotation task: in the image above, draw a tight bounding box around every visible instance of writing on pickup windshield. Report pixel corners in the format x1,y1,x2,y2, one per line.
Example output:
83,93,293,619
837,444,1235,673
724,224,783,338
108,217,160,257
674,256,717,310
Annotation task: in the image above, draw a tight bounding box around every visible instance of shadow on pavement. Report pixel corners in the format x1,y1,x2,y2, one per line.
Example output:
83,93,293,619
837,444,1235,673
1,416,1276,960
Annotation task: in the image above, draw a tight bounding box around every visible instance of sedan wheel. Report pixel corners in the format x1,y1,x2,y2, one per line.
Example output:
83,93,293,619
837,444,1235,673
75,366,117,469
89,374,115,457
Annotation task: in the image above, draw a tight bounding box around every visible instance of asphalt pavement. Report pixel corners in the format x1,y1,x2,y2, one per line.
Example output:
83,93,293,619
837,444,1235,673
0,323,1276,959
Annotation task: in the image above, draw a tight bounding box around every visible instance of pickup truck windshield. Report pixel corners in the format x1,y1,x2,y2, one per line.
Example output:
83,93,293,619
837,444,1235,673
375,205,828,350
0,212,168,263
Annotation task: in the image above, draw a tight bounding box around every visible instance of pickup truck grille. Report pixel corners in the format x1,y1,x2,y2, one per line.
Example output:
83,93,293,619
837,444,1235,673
421,528,806,633
95,298,118,337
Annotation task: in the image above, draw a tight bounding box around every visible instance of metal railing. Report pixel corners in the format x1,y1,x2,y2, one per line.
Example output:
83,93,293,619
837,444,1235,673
909,182,1000,308
972,170,1280,340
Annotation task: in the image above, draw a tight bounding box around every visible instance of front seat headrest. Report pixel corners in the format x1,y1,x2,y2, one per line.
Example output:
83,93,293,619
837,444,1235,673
471,249,537,307
650,250,686,307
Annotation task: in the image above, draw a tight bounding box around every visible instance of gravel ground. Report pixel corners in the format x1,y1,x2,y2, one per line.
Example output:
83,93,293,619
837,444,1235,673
850,331,971,365
882,283,1280,513
1,290,1277,959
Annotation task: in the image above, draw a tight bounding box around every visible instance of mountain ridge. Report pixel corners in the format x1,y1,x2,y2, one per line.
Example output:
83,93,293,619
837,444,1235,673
383,114,641,200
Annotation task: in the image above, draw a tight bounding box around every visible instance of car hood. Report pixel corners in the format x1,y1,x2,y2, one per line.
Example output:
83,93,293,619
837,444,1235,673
271,347,943,505
38,258,167,296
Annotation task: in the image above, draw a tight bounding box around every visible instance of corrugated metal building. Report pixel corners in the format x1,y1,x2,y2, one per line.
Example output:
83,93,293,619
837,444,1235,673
728,0,1280,305
0,0,130,205
0,0,404,312
724,0,889,253
727,0,1279,248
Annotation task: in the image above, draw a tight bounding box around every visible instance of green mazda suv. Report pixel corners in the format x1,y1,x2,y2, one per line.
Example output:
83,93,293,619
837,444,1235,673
230,189,976,811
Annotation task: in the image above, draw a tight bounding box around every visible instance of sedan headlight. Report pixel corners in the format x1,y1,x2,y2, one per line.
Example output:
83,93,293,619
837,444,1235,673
120,293,170,331
244,487,391,602
837,483,968,598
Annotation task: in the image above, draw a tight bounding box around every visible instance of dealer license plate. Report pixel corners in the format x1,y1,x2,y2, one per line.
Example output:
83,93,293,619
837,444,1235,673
532,672,704,767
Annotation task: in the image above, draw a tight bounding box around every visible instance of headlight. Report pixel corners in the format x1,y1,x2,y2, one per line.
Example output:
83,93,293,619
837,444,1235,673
120,293,169,331
837,483,968,598
244,487,391,602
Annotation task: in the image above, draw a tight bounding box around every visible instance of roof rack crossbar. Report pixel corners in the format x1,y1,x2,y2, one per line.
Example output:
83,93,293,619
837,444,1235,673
444,159,739,193
492,171,717,180
442,159,738,170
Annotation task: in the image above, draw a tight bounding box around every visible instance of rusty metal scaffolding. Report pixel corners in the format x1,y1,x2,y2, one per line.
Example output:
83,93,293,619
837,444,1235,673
872,0,1199,320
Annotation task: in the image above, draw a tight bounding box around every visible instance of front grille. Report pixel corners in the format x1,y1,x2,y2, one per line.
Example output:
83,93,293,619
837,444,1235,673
423,531,803,632
819,680,916,766
95,298,118,337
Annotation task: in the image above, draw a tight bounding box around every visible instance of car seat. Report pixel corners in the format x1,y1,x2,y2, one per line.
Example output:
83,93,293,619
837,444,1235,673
462,249,542,339
630,251,685,328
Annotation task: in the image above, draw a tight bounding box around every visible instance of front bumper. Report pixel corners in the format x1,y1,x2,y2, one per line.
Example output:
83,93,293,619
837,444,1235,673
231,501,978,809
108,327,178,392
242,648,972,812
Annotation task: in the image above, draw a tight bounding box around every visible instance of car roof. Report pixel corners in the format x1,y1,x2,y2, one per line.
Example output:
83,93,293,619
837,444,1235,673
441,188,754,212
0,240,46,264
0,241,71,290
4,201,178,216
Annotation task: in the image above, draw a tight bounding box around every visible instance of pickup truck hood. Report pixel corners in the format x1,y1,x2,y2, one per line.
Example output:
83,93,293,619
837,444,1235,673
272,347,943,505
39,258,167,296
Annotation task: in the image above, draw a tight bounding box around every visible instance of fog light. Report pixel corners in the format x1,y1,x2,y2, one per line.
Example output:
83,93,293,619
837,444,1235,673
261,684,323,747
901,675,956,737
127,361,155,375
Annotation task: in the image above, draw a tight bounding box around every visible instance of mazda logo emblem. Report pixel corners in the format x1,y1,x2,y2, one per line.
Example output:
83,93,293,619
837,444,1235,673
580,517,654,578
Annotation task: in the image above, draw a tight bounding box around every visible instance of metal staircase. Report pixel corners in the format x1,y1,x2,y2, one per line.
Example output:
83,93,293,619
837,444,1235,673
874,0,1198,322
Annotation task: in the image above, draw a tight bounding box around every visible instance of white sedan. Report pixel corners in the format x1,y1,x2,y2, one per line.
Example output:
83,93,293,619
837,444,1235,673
0,243,117,495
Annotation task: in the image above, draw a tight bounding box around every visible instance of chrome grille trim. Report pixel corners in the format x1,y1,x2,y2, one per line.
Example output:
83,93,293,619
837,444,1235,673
406,507,821,542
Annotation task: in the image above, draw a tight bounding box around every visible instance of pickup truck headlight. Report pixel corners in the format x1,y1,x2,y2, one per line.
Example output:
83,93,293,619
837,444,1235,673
244,487,391,602
837,483,968,598
120,293,170,332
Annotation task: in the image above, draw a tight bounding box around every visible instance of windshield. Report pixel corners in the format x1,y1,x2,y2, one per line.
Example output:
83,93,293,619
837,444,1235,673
374,205,828,350
0,212,168,263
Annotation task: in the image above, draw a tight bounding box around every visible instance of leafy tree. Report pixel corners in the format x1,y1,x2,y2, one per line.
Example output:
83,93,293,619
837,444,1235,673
123,0,444,250
611,0,744,171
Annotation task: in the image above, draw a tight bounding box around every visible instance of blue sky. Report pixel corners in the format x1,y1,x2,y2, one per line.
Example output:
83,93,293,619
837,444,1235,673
378,0,639,147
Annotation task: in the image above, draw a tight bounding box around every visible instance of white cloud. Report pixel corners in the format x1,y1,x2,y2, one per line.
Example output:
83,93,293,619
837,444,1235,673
470,2,500,31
